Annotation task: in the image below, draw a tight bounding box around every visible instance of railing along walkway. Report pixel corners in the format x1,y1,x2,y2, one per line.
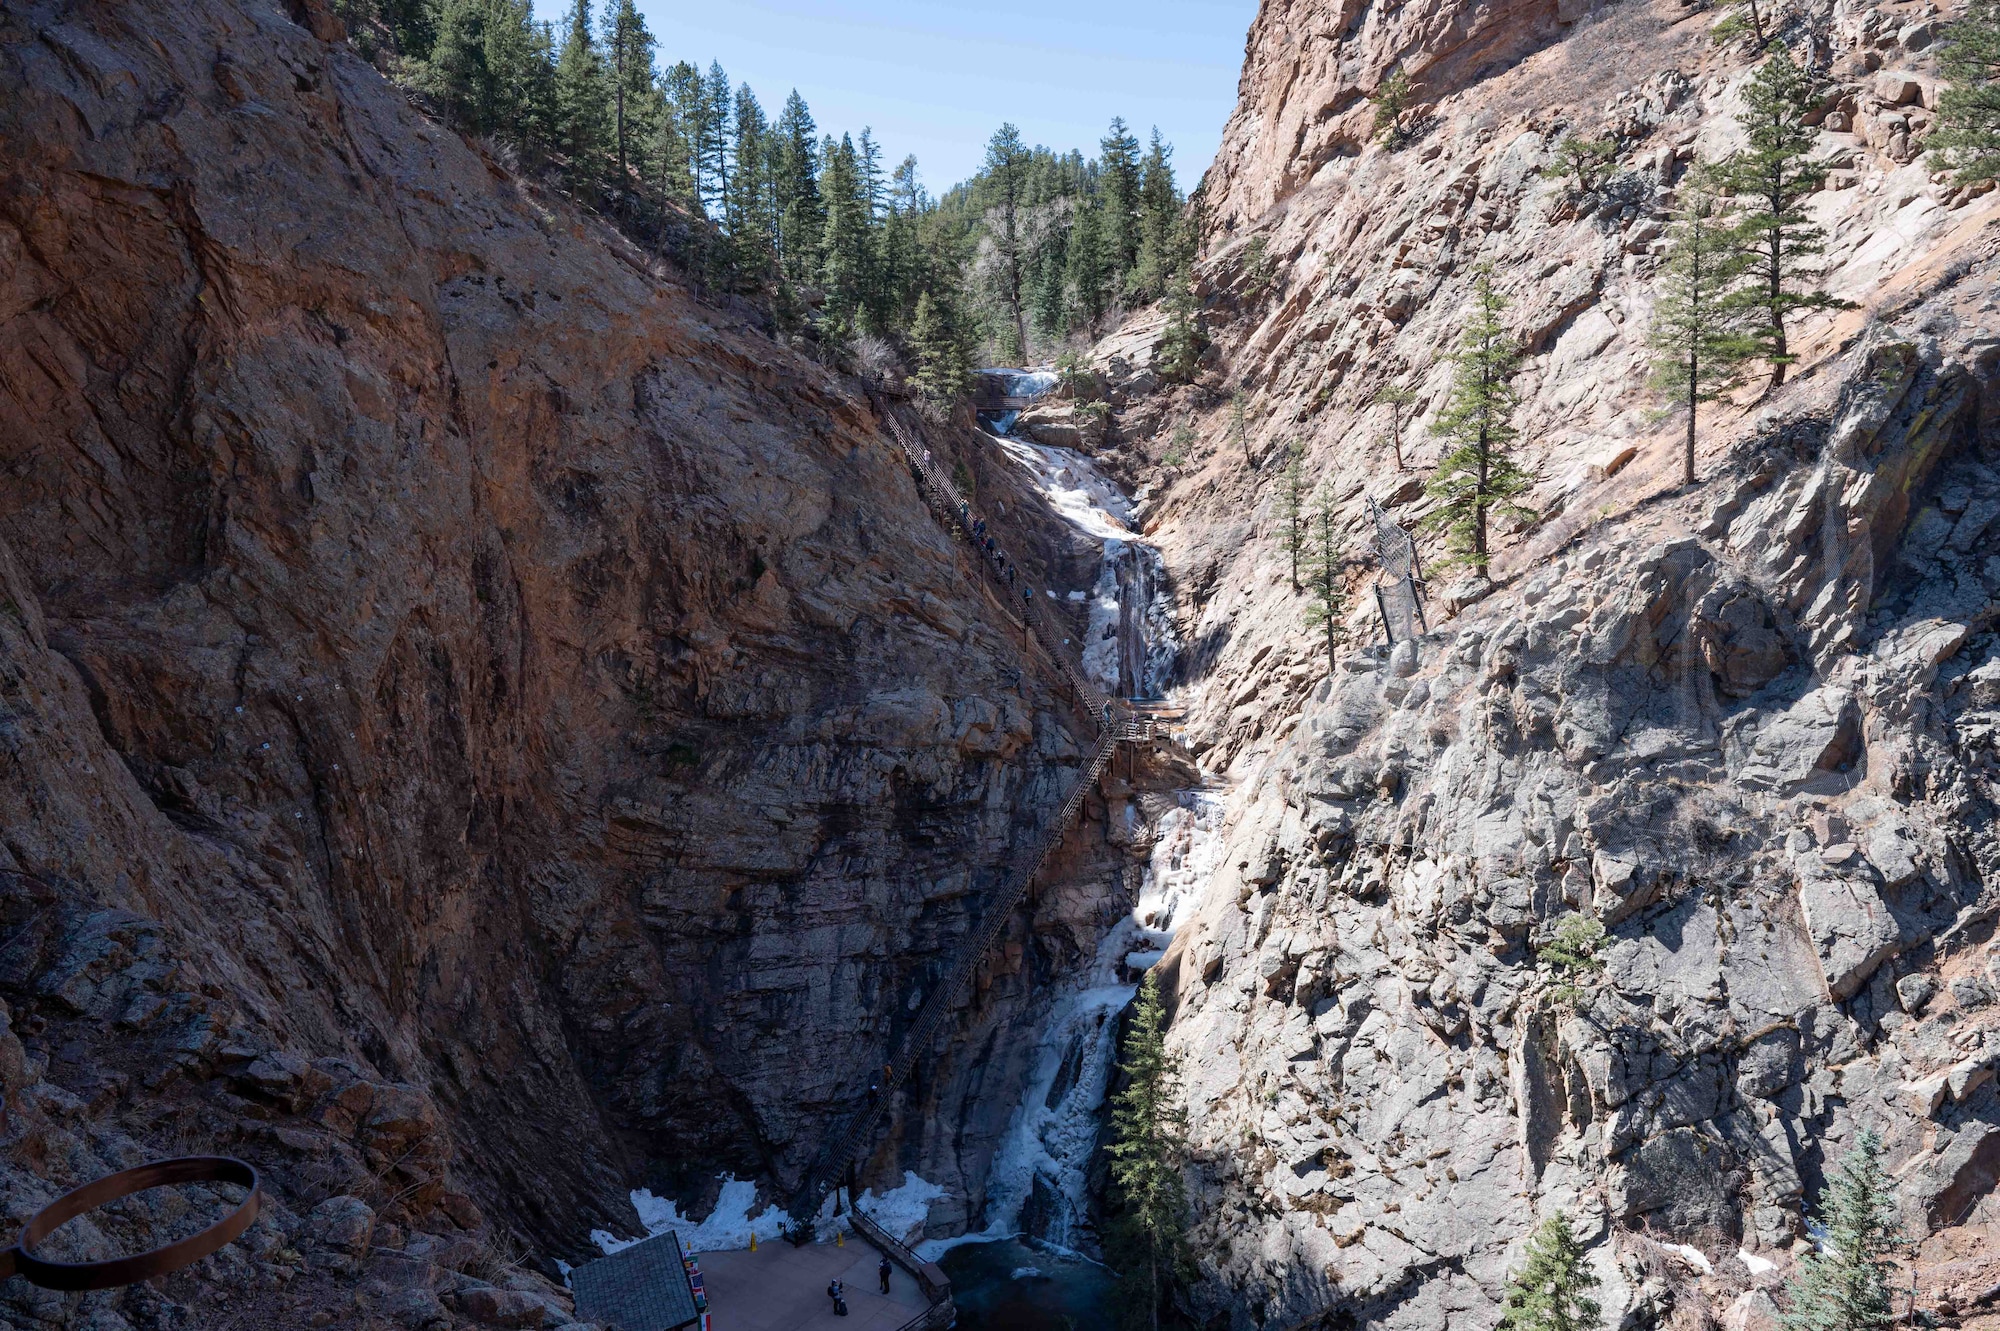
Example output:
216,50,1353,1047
784,408,1157,1227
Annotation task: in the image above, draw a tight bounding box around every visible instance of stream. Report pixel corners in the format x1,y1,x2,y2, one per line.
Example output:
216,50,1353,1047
928,370,1220,1329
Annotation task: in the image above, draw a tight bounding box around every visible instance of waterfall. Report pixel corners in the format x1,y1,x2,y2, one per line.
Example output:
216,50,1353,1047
923,375,1212,1259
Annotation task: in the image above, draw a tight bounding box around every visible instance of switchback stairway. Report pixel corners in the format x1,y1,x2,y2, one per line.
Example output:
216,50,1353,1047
783,406,1159,1229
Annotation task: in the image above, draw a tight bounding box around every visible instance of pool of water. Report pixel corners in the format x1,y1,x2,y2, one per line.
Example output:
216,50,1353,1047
939,1238,1120,1331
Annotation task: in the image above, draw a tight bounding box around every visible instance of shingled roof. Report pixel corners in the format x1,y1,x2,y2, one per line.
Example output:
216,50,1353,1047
571,1231,702,1331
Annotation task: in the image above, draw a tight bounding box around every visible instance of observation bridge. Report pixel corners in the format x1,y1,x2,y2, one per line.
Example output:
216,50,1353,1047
784,409,1166,1230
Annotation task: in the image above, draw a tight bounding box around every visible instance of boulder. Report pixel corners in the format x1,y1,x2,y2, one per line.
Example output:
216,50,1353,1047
1796,857,1901,999
307,1196,376,1255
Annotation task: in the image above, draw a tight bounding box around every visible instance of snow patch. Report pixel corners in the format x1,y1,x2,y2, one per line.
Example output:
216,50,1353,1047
1738,1248,1776,1276
1662,1243,1713,1275
856,1171,947,1246
592,1175,780,1255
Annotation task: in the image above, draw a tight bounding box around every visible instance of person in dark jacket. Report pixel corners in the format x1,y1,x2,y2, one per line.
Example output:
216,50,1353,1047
879,1256,892,1294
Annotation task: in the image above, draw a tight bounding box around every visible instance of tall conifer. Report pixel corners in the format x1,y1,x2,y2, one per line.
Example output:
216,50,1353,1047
554,1,611,197
1421,267,1533,570
1302,489,1347,671
1649,174,1753,485
982,123,1032,361
1931,0,2000,181
1099,117,1143,285
1717,49,1848,387
1107,969,1190,1331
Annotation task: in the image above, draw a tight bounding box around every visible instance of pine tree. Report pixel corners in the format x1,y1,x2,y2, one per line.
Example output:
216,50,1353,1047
1931,0,2000,183
1711,0,1775,47
1275,443,1306,591
1717,49,1849,388
1066,194,1110,330
1302,489,1347,673
880,155,927,326
982,122,1032,362
1498,1212,1602,1331
598,0,653,186
772,91,823,283
1551,133,1619,194
1132,128,1181,299
696,61,732,218
1155,272,1203,384
909,290,973,403
1372,382,1416,471
819,133,871,341
413,0,555,144
554,1,612,197
1371,68,1414,147
1421,267,1534,571
1649,173,1754,486
655,60,703,210
1100,117,1143,285
1107,969,1190,1331
728,84,773,271
1030,208,1072,339
1779,1130,1903,1331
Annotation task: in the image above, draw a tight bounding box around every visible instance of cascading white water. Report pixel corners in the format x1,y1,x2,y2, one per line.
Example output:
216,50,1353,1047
922,371,1213,1260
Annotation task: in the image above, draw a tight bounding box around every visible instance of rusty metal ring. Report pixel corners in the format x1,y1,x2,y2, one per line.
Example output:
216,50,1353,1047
0,1157,261,1290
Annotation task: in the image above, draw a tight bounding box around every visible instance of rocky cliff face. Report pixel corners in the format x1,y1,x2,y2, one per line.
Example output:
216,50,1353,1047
1089,0,2000,1326
0,0,1154,1325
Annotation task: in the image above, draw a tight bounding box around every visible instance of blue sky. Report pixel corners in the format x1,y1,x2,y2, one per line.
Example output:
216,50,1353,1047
536,0,1256,194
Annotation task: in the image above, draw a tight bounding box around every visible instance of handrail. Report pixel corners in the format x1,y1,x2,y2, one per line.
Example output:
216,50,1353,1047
849,1207,950,1307
784,406,1157,1227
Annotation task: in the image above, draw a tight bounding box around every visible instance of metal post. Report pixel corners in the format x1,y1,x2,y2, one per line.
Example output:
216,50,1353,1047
1373,584,1396,645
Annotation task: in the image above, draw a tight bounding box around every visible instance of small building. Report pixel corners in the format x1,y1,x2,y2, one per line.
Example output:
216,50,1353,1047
571,1230,704,1331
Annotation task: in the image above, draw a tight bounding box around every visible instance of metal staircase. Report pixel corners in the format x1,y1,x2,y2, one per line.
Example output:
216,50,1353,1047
783,409,1157,1229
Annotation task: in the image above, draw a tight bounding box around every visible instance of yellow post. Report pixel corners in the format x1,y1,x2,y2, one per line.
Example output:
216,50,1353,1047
836,1228,844,1247
749,1231,757,1253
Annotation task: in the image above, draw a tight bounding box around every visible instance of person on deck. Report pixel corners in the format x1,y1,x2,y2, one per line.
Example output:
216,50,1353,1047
878,1257,892,1294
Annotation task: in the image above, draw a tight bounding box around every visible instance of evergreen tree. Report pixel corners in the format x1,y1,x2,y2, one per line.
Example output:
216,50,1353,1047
880,155,928,326
1931,0,2000,183
1066,194,1110,329
1779,1130,1903,1331
413,0,555,144
1371,68,1414,147
1302,489,1347,672
1711,0,1775,47
1156,272,1203,384
982,122,1032,361
599,0,653,185
772,91,823,282
696,61,732,218
1421,267,1533,571
1551,133,1619,193
819,133,871,340
1717,49,1848,388
1107,969,1191,1331
1275,443,1306,592
654,60,703,210
728,84,774,269
1649,174,1753,486
909,290,973,402
554,2,612,198
1100,117,1143,285
1372,382,1416,471
1498,1212,1602,1331
1030,208,1072,339
1132,128,1181,299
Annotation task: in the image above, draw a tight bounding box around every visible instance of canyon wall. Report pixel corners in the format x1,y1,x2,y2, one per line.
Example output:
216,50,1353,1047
0,0,1147,1324
1093,0,2000,1324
